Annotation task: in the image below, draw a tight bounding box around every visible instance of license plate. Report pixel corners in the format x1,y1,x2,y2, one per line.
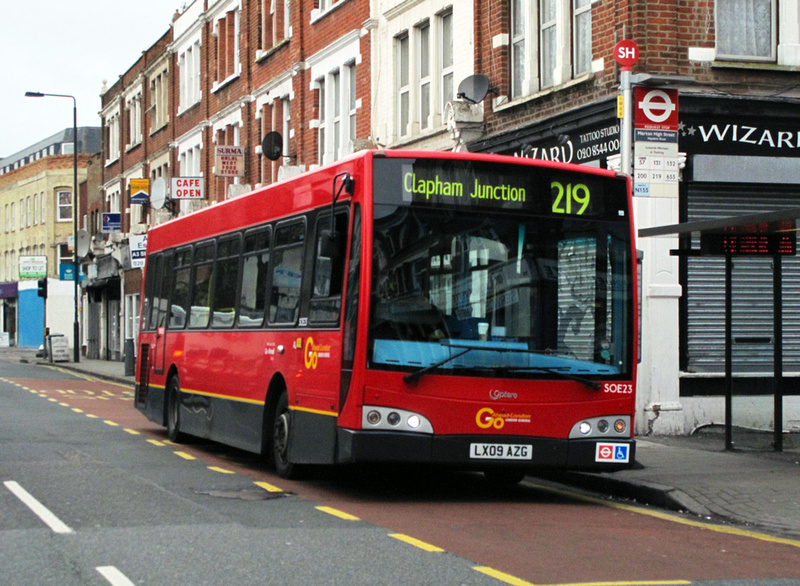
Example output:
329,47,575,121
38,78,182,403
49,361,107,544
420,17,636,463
469,443,532,460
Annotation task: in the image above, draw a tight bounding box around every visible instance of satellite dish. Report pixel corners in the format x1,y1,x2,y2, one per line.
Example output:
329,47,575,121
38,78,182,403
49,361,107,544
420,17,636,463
151,177,167,209
261,131,283,161
76,230,91,258
457,74,491,104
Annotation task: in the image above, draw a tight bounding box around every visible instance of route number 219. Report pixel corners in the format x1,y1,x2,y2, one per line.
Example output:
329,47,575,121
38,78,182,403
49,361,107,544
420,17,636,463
552,181,591,215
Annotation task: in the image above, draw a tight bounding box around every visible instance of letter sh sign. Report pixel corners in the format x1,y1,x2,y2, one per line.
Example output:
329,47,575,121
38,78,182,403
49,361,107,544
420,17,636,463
614,39,639,70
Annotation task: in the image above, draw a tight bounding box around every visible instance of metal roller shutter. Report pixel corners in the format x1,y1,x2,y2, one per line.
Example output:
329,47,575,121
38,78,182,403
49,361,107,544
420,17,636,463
685,185,800,373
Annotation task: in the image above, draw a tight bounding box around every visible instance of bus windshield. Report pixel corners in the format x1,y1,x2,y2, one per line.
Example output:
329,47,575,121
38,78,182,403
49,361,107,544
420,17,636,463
368,159,633,382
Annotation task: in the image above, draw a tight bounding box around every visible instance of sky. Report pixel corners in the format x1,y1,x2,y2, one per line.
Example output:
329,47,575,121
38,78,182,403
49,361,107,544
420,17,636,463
0,0,183,159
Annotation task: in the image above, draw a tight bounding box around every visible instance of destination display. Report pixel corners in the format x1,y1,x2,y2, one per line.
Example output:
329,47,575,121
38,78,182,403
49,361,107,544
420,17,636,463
374,158,628,220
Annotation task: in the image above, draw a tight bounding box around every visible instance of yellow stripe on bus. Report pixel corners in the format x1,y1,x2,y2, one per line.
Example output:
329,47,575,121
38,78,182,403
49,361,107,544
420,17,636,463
289,405,339,417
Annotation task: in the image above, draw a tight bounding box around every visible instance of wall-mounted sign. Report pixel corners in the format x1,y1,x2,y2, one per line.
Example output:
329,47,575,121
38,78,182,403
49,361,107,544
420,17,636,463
129,234,147,269
171,177,204,200
19,255,47,279
102,212,122,233
215,145,245,177
129,178,150,204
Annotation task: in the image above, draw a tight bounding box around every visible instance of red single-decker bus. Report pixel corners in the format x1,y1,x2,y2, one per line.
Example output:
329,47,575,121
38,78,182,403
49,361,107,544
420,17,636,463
135,149,637,483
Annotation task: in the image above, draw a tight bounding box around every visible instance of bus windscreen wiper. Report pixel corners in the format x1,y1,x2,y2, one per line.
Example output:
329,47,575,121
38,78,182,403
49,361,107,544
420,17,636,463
497,366,601,391
404,341,600,389
403,347,474,384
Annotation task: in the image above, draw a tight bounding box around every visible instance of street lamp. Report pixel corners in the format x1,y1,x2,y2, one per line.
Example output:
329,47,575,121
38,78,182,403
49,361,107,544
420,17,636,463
25,91,81,363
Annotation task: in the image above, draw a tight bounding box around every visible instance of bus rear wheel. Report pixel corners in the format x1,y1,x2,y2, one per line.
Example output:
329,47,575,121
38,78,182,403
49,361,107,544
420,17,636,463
272,391,302,479
166,375,187,443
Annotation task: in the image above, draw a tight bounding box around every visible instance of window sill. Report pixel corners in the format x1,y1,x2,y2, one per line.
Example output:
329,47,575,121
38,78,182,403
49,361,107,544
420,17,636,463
492,72,594,114
177,99,202,118
255,39,290,63
149,120,169,137
310,0,352,24
710,60,800,72
212,71,241,94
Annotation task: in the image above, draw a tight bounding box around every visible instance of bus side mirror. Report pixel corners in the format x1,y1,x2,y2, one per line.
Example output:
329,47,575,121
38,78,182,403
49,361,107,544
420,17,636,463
318,229,343,259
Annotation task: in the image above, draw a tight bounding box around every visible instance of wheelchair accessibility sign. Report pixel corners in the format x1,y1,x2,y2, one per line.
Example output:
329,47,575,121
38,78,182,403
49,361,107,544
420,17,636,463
595,443,630,463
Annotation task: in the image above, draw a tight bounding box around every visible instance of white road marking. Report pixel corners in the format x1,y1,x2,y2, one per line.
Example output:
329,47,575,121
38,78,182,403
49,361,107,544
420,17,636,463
3,480,73,534
96,565,137,586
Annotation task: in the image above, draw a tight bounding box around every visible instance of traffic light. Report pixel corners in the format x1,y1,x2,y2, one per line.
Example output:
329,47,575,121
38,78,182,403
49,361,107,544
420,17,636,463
37,278,47,299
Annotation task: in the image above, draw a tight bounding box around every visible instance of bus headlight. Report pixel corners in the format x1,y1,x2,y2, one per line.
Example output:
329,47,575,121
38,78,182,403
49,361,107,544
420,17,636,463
362,406,433,434
570,416,630,438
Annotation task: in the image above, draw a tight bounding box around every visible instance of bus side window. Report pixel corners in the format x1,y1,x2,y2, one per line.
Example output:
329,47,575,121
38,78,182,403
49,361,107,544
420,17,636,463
146,252,173,330
188,241,216,329
168,247,192,329
238,227,271,328
211,236,242,328
269,220,305,325
310,211,348,324
143,253,162,331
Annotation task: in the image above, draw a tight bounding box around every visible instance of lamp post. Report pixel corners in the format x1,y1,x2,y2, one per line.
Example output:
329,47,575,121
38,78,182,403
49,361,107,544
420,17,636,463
25,91,81,363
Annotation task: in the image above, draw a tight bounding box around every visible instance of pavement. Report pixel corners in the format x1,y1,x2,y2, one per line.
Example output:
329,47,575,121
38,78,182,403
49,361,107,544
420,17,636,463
3,346,800,541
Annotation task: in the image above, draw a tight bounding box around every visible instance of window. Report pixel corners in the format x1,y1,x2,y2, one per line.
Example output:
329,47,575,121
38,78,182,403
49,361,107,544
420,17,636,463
26,196,31,228
145,253,171,331
214,9,240,86
150,68,169,132
440,9,454,117
20,198,25,229
178,40,202,112
418,21,431,130
716,0,775,60
126,89,143,148
58,243,71,267
105,110,121,163
510,0,592,99
317,63,358,164
269,220,305,324
397,32,410,137
310,211,348,324
239,227,271,327
211,236,242,327
189,242,215,328
318,76,327,162
169,248,192,329
332,69,341,159
57,190,72,222
40,193,46,224
259,0,291,53
347,62,357,141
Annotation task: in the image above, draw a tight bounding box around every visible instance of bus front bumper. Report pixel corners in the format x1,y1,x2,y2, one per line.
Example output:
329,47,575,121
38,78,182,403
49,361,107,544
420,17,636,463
337,429,636,471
